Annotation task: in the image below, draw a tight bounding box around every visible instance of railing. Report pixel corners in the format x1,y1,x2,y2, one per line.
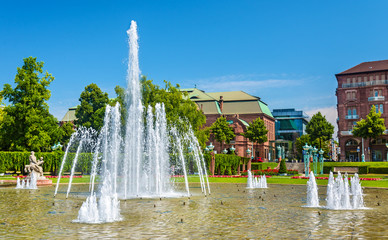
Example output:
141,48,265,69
345,115,359,120
340,131,353,135
342,80,388,88
368,96,385,101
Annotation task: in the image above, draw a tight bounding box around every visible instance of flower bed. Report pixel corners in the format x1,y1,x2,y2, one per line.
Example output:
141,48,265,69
14,175,83,178
291,176,381,181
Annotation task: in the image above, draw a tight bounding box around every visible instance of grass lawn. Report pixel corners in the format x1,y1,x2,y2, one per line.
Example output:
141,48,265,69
2,174,388,188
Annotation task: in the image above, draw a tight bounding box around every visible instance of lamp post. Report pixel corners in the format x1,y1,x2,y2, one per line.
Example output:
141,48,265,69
276,145,281,162
222,148,228,154
319,149,324,175
230,145,235,153
207,143,215,175
361,137,365,162
246,147,252,171
302,143,310,177
312,146,318,175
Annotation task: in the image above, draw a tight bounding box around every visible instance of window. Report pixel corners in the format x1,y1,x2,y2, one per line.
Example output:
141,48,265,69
375,90,378,97
353,108,357,115
382,75,386,80
347,78,350,84
380,104,383,113
347,108,351,115
364,76,368,81
370,76,374,81
376,75,380,81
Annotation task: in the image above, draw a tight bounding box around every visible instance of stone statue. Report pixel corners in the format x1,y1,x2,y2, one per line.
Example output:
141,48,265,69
24,151,44,177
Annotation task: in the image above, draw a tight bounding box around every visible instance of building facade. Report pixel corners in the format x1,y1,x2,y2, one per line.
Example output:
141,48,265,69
336,60,388,161
272,108,309,160
183,88,276,162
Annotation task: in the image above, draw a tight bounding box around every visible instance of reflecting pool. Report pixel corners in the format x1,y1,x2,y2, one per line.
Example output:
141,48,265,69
0,183,387,239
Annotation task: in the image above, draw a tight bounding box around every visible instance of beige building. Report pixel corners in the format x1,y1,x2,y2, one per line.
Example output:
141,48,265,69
182,88,276,162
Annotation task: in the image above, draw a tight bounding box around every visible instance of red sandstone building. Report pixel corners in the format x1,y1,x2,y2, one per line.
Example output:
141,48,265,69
336,60,388,161
183,88,276,162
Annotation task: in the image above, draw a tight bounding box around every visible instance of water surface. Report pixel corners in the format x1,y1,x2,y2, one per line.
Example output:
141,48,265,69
0,183,387,239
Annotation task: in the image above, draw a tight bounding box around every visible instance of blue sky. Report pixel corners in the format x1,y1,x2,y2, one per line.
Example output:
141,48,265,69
1,0,388,134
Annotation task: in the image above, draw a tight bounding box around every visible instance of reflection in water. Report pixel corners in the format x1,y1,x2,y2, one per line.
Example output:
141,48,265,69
0,184,387,239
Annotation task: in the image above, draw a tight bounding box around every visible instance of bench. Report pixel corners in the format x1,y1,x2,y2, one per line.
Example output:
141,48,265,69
333,166,359,174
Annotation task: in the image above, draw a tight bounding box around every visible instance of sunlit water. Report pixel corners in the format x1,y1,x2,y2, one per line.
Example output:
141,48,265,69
1,183,387,239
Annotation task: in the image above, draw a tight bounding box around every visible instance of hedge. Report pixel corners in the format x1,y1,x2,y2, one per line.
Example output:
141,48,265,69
204,153,241,175
0,151,94,175
368,167,388,174
251,162,278,171
322,163,388,174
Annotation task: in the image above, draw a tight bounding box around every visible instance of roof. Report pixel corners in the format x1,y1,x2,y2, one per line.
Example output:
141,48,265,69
337,60,388,75
180,88,273,118
206,91,259,101
61,107,77,122
181,89,259,102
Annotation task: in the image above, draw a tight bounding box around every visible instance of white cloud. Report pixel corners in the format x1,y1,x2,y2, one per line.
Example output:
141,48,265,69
194,74,304,93
305,106,338,140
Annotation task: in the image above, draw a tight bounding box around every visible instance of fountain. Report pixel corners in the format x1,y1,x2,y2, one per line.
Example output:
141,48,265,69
15,173,37,189
305,172,319,207
325,171,364,210
304,171,365,209
58,20,209,223
247,170,267,188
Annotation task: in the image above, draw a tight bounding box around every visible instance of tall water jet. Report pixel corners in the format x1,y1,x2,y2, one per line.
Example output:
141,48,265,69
247,170,267,189
75,20,209,223
325,171,364,210
305,172,320,207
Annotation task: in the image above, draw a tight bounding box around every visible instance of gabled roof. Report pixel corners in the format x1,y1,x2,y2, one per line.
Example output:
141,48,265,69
337,60,388,75
206,91,259,101
61,106,77,122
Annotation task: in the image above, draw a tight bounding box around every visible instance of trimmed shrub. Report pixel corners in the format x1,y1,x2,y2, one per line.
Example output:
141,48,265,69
368,167,388,174
0,151,94,175
204,153,241,175
278,159,287,174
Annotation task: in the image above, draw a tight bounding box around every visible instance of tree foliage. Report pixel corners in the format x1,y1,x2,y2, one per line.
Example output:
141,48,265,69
210,116,236,145
242,117,268,144
305,112,334,149
58,122,75,147
139,77,208,147
0,57,59,151
352,105,386,141
295,134,330,159
75,83,109,131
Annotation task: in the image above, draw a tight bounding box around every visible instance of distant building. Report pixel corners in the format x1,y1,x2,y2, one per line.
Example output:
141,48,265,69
336,60,388,161
60,106,77,126
183,88,276,162
272,108,309,160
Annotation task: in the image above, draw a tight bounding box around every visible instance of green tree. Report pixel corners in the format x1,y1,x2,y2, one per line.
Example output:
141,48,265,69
75,83,109,131
210,116,236,150
140,76,208,147
0,57,59,151
352,105,386,159
58,122,75,147
242,117,268,144
295,134,331,159
305,112,334,149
